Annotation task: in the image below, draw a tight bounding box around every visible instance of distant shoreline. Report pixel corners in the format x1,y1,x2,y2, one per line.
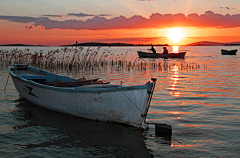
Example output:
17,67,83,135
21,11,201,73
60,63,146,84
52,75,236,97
0,44,49,47
61,43,169,47
0,43,169,47
1,42,240,47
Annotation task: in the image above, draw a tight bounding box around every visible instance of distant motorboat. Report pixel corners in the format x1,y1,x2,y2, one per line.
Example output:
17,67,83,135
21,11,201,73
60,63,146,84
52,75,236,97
221,49,238,55
137,51,186,58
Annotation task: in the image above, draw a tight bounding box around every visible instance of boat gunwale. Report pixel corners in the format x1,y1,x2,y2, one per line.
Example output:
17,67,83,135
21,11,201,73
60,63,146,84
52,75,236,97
137,51,186,55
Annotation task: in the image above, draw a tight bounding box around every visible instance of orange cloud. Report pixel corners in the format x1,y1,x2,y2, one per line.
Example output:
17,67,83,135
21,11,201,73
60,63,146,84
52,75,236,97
1,11,240,31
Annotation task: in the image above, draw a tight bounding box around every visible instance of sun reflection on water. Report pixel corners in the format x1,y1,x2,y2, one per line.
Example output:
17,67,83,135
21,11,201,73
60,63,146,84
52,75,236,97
169,65,181,97
171,144,196,148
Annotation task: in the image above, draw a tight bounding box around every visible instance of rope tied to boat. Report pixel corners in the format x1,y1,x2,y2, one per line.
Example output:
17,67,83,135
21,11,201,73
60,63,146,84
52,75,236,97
121,91,154,124
121,91,144,115
121,78,157,124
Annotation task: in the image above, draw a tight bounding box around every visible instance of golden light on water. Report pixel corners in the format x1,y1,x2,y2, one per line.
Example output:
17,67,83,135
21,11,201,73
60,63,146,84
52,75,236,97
169,65,181,97
171,144,196,148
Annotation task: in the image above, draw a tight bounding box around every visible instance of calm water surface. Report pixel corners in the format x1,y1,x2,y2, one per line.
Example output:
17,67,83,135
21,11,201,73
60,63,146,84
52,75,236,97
0,46,240,157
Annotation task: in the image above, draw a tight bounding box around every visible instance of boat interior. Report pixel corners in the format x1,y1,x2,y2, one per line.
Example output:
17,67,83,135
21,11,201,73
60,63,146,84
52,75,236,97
11,64,110,87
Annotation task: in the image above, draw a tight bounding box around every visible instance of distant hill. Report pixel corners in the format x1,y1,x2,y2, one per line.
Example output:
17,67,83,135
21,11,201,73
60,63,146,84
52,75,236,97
224,42,240,46
61,42,169,47
187,41,240,46
187,41,226,46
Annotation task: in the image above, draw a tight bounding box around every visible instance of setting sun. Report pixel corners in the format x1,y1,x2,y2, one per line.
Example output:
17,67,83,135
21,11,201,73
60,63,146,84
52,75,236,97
167,28,186,43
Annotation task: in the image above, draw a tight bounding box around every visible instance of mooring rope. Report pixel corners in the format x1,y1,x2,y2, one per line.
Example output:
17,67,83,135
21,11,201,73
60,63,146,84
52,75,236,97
121,91,144,114
121,91,153,123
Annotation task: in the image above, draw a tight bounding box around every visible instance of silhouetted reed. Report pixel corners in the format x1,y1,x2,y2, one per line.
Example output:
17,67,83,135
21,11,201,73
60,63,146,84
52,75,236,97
0,47,203,73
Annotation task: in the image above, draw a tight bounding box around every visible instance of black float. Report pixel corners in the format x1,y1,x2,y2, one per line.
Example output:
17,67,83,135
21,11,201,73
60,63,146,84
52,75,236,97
145,122,172,137
154,123,172,137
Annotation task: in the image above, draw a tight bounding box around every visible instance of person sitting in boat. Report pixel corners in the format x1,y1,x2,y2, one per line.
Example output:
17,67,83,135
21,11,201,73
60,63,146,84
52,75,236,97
148,44,156,54
162,47,168,54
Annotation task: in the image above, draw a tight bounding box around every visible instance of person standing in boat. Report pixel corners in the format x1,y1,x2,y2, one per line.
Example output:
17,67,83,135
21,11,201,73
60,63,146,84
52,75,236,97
162,47,168,54
148,44,156,54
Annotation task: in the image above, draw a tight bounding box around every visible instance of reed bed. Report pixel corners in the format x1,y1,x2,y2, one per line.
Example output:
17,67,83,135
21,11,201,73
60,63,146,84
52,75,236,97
0,47,203,73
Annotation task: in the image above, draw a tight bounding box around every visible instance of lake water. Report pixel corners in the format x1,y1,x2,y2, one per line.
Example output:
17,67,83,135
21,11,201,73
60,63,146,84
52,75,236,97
0,46,240,157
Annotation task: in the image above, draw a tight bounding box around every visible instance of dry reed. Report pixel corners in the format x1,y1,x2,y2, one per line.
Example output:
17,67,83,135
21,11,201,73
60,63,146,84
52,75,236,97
0,47,203,73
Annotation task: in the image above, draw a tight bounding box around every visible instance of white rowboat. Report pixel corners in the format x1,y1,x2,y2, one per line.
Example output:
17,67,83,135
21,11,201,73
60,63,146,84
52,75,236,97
9,63,156,128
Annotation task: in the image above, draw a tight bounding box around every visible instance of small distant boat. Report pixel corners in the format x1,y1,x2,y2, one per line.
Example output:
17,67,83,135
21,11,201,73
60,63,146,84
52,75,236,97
137,51,186,58
221,49,238,55
9,63,156,128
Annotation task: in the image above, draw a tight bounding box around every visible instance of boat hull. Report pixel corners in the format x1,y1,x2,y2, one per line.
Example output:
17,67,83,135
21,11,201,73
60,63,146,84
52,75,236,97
221,49,238,55
137,51,186,58
9,65,155,128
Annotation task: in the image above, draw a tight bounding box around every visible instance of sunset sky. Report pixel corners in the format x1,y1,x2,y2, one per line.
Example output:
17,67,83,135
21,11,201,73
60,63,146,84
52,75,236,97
0,0,240,46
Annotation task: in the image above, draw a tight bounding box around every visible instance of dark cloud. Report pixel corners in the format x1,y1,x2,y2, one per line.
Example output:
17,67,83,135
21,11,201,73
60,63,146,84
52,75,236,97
99,14,112,17
67,13,95,17
220,7,230,10
42,15,65,18
0,15,38,23
67,13,112,17
1,11,240,30
220,6,239,10
25,25,33,30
